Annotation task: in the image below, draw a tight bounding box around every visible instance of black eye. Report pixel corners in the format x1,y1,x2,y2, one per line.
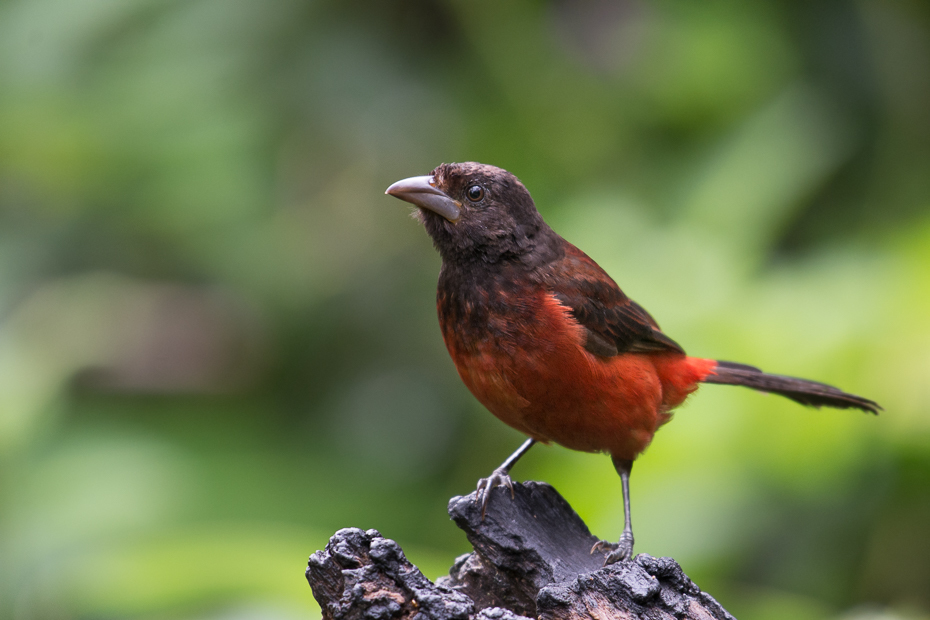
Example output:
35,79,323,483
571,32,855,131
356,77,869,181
466,185,484,202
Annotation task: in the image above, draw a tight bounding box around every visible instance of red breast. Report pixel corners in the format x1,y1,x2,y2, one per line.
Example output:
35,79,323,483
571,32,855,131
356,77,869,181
440,289,717,461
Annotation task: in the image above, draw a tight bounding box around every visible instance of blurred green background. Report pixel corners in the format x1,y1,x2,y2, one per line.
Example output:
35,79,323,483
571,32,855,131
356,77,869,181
1,0,929,618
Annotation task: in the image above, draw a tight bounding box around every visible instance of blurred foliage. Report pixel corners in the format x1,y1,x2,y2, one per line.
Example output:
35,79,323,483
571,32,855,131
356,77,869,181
1,0,929,619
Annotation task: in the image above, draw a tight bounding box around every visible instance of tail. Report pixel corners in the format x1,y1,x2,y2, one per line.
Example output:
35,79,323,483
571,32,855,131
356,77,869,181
703,361,881,414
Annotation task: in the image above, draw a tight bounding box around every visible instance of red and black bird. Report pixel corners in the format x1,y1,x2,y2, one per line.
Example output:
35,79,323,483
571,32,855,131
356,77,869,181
386,162,879,564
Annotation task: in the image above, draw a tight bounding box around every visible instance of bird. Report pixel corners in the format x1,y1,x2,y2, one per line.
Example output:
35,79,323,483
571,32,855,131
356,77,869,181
385,162,880,565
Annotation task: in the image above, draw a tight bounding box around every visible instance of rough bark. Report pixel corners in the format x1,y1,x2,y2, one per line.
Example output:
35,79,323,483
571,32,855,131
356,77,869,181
307,481,734,620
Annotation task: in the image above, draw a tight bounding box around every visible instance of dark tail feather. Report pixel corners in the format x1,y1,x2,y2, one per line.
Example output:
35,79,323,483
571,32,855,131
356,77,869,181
703,361,881,414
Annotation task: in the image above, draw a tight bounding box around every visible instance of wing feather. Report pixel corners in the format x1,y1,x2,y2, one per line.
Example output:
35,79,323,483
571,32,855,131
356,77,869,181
546,245,683,357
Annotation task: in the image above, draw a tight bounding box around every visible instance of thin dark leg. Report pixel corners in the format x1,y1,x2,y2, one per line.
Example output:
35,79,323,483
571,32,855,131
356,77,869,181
498,437,537,473
604,457,635,564
475,438,537,517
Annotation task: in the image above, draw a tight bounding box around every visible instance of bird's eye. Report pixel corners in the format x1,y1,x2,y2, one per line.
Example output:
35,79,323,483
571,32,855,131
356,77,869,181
466,185,484,202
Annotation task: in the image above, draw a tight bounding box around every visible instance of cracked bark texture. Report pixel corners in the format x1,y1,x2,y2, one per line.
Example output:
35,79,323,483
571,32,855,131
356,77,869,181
306,481,734,620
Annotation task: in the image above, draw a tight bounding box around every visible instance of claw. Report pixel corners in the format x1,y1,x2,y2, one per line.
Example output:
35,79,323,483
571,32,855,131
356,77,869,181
474,467,516,519
590,540,617,555
603,533,634,565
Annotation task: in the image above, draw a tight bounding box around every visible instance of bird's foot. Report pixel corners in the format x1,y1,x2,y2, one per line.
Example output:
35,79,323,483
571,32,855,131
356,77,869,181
589,539,616,559
591,533,634,565
475,467,515,518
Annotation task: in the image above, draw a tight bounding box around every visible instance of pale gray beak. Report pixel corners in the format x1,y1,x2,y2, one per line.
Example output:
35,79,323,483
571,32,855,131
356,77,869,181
385,175,461,222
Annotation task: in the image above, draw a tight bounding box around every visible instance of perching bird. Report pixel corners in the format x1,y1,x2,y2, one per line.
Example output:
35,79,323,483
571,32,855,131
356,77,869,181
385,162,879,564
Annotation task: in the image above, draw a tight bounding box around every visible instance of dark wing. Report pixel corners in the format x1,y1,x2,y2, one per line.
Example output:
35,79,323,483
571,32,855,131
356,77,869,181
547,244,684,357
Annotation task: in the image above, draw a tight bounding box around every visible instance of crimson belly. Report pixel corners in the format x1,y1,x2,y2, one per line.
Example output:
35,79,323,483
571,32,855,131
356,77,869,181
441,290,680,460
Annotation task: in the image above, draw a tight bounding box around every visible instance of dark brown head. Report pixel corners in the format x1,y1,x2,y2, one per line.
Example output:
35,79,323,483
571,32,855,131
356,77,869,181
386,162,557,266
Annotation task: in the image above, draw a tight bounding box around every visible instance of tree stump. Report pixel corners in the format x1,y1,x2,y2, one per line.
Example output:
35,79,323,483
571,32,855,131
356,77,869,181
306,481,734,620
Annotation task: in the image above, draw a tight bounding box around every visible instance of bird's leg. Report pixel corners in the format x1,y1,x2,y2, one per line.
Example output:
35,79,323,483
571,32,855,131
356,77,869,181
592,457,635,564
475,438,536,518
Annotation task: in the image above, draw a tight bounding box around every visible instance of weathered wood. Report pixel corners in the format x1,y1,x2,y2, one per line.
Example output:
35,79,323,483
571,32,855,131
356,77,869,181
307,481,734,620
307,527,476,620
439,482,607,616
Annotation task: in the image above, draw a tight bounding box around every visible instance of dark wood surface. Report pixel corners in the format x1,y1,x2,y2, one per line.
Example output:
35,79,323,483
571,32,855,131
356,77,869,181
307,481,734,620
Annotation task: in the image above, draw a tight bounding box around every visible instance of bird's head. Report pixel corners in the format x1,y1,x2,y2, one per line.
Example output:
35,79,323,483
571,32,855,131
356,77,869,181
386,162,553,265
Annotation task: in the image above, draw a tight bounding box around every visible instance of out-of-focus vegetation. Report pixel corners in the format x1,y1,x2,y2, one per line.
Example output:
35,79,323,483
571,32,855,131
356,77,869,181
1,0,928,618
